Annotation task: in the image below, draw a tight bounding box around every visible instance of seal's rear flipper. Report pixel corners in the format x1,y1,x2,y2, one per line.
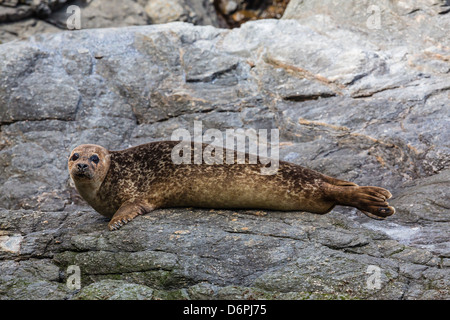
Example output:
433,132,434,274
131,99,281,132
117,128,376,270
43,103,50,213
330,185,396,220
361,209,392,220
354,186,395,219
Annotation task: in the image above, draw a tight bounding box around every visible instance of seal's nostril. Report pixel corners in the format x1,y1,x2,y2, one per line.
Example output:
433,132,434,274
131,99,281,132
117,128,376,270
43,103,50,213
77,163,88,170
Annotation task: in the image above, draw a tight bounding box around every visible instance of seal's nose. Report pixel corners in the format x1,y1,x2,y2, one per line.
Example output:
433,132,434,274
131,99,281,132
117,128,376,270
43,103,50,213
77,163,88,171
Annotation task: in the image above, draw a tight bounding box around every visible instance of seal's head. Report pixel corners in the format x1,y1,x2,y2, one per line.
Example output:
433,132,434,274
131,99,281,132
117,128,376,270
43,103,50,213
68,144,111,190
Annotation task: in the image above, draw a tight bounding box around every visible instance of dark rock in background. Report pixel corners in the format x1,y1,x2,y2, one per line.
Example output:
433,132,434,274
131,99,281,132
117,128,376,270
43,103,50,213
214,0,290,28
0,0,222,43
0,0,449,299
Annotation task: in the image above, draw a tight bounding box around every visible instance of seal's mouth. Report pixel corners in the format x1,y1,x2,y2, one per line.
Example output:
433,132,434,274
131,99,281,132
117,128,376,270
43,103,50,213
74,171,92,179
71,166,94,180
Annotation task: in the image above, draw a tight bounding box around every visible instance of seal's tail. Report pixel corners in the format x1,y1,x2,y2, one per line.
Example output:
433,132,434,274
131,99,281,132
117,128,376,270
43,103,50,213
329,184,396,220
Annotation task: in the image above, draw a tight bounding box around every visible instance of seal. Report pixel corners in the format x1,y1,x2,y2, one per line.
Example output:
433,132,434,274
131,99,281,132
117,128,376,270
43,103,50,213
68,141,395,230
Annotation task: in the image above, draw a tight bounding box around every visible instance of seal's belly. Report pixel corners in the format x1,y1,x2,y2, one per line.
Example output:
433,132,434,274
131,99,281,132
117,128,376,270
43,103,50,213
166,170,332,213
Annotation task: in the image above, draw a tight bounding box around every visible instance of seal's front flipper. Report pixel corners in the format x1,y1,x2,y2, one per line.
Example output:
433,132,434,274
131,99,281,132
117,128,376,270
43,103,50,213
108,200,156,231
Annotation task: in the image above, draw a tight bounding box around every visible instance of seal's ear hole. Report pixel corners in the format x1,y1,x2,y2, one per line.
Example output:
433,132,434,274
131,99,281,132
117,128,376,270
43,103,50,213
71,153,79,161
90,154,99,164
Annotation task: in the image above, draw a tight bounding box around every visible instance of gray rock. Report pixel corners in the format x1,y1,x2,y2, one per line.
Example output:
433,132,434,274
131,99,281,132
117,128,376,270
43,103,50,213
46,0,149,30
0,0,220,44
74,279,155,300
0,18,61,43
0,0,71,23
0,2,449,299
0,208,448,299
0,258,70,299
144,0,191,24
143,0,220,26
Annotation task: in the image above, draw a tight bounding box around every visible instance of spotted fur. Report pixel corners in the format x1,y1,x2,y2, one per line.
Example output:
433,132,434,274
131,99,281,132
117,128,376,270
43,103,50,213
68,141,395,230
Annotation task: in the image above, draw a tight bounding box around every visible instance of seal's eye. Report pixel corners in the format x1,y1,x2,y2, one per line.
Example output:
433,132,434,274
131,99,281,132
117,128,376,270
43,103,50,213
71,153,79,161
90,155,99,164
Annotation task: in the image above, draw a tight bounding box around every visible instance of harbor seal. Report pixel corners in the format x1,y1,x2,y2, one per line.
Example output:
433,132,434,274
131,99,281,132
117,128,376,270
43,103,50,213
68,141,395,230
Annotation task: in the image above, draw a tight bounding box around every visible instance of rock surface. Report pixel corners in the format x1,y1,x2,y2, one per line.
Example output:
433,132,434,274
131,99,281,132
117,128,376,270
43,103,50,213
0,0,221,43
0,0,449,299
